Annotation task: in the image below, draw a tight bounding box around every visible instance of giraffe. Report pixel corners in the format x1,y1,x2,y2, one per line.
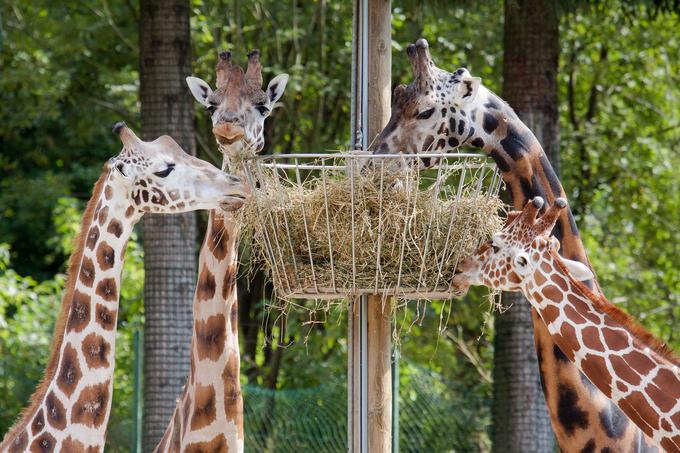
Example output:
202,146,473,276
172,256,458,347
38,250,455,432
372,38,657,451
0,123,247,453
153,50,288,452
452,196,680,452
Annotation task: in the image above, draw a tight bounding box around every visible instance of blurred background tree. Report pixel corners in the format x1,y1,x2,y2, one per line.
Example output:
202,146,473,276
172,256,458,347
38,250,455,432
0,1,677,451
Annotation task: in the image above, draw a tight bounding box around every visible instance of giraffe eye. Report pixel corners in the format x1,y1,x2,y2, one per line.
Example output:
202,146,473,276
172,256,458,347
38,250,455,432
256,105,269,115
416,108,435,120
154,163,175,178
205,104,217,115
491,244,500,253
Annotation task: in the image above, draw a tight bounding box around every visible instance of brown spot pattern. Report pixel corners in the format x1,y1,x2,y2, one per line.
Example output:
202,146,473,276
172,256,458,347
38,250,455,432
82,333,110,369
661,437,680,453
182,393,192,436
581,326,605,352
95,278,117,302
610,355,642,386
207,216,229,260
563,305,587,325
653,368,680,400
623,350,657,376
541,305,560,325
196,268,216,301
581,354,612,398
96,242,115,270
230,301,238,334
95,304,116,330
195,314,226,361
223,354,243,422
30,432,56,453
79,256,96,287
104,185,113,200
67,290,91,333
184,434,227,453
191,384,217,430
645,381,674,412
559,322,578,347
621,391,660,431
85,226,99,250
106,219,123,238
97,206,109,226
71,380,110,428
60,437,100,453
31,409,45,435
45,391,66,430
551,273,569,291
602,328,629,351
671,410,680,428
222,265,237,300
125,206,135,218
8,429,28,453
543,284,562,302
57,343,82,397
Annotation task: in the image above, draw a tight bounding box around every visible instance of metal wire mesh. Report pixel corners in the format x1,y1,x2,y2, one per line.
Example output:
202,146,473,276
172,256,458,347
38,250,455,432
243,152,503,300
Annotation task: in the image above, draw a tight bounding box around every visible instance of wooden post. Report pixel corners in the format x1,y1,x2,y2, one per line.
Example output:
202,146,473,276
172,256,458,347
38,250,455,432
367,0,392,147
367,0,392,447
367,296,392,453
348,1,391,452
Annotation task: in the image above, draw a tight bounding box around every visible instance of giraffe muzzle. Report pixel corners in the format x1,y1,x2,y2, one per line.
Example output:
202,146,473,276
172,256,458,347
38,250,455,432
213,123,245,146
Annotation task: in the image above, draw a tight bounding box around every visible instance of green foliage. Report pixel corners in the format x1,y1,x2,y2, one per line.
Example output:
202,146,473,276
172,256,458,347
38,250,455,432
0,243,61,429
559,4,680,349
0,0,138,276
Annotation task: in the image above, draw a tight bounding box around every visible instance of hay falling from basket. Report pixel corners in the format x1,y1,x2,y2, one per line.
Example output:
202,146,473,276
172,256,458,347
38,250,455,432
243,162,504,300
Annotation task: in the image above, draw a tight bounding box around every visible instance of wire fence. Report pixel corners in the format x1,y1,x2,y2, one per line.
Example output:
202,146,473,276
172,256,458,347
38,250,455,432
243,359,490,452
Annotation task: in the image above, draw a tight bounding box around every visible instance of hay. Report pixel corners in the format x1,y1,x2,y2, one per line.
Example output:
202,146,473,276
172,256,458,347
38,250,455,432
243,161,504,300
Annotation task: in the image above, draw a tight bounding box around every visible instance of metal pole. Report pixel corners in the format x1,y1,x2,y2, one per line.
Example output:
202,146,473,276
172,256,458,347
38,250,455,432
392,348,400,453
360,296,369,452
132,329,143,453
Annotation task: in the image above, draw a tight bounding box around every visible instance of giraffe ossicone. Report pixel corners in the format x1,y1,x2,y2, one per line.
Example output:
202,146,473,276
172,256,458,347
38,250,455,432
0,123,247,453
154,50,288,453
454,197,680,452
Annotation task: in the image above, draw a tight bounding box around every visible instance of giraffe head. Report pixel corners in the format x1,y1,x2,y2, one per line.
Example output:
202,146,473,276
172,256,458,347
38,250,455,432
373,38,523,167
110,122,248,215
186,50,288,155
453,197,594,293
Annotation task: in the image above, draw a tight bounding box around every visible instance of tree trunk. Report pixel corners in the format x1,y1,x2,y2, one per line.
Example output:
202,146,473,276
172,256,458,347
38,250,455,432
493,1,558,451
139,1,196,450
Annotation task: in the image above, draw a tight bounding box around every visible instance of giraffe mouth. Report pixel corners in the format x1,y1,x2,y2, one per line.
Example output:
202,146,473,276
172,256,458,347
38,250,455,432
220,195,247,211
451,271,471,295
213,124,245,146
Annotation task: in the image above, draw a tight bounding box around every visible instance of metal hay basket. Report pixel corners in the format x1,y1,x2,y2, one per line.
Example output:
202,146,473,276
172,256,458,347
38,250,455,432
243,152,504,300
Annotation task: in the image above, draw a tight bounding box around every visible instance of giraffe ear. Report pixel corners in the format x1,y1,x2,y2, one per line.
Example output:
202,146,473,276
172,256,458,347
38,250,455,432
561,258,594,282
186,76,213,107
455,76,481,104
266,74,289,105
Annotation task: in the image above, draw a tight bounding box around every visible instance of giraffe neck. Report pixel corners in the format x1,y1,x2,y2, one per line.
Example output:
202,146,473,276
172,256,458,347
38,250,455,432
460,90,584,263
1,170,137,453
155,159,243,452
461,88,657,450
522,251,680,452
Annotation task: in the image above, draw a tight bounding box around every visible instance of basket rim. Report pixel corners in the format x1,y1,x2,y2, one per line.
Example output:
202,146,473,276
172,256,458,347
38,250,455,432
244,151,492,160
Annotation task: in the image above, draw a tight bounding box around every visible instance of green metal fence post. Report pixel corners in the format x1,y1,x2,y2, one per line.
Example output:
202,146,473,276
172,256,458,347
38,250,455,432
132,329,143,453
392,347,400,453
